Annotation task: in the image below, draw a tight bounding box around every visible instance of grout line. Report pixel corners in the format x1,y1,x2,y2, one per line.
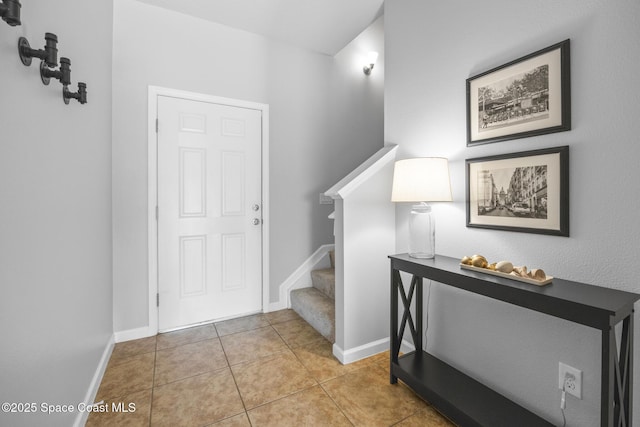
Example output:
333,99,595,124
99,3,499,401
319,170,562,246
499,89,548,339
218,329,249,416
148,344,157,427
243,383,320,412
318,382,356,427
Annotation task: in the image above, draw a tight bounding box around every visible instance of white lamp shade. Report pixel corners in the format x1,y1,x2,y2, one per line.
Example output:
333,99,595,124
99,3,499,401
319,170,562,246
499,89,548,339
391,157,452,202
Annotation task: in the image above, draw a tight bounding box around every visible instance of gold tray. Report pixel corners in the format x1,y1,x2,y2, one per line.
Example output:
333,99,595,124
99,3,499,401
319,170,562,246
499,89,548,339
460,264,553,286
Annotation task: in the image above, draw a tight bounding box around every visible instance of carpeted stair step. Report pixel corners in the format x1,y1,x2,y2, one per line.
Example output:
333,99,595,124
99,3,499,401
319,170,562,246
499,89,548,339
311,268,335,300
290,287,335,342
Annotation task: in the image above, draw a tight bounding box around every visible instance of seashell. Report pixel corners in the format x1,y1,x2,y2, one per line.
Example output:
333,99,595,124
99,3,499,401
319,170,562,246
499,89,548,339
487,263,497,271
471,255,487,268
529,268,546,280
513,266,528,277
495,261,513,273
461,256,472,265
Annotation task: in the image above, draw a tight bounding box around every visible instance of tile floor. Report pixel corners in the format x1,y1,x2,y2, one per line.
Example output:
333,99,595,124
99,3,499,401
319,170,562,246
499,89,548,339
87,309,455,426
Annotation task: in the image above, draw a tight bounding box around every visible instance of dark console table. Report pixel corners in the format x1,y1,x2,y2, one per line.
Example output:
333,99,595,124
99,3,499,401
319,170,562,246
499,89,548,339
389,254,639,427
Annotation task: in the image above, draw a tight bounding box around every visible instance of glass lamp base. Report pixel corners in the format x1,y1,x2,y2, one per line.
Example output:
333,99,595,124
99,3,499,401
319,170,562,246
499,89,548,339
408,203,435,259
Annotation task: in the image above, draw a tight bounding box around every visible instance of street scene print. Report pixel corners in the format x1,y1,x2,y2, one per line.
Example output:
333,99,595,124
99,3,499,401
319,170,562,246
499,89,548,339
467,40,569,146
477,65,549,134
476,165,547,219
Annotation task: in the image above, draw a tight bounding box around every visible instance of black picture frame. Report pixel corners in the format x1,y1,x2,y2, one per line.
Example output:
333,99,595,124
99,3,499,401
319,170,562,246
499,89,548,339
466,146,569,236
466,40,571,146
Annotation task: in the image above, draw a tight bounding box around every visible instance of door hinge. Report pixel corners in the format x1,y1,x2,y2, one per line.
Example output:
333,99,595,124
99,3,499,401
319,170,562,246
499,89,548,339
155,118,159,133
156,293,159,307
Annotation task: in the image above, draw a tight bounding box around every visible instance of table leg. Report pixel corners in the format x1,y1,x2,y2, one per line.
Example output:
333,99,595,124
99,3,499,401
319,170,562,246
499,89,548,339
390,267,399,384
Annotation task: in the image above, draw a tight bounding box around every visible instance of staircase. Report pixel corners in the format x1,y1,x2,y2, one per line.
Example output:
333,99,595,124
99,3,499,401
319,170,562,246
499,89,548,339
290,250,335,342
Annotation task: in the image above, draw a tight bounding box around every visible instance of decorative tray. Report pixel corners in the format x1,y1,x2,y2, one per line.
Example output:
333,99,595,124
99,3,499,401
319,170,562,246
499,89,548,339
459,264,553,286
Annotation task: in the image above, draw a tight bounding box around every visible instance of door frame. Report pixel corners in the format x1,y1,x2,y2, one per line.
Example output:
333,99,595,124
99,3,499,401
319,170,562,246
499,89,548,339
147,85,270,334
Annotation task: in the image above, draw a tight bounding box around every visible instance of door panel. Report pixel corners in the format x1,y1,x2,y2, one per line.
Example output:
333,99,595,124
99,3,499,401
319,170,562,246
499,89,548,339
158,96,262,331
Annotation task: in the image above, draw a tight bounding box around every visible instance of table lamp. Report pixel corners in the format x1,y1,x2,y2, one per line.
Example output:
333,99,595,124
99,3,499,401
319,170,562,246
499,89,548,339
391,157,452,258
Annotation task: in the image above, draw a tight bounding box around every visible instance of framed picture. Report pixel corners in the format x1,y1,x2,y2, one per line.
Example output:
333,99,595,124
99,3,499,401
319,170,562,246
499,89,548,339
466,39,571,146
466,146,569,236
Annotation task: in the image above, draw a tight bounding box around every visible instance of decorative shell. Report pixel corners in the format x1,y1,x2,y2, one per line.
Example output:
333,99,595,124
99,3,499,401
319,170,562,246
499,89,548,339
460,254,548,282
495,261,513,273
529,268,546,280
511,266,528,277
471,255,488,268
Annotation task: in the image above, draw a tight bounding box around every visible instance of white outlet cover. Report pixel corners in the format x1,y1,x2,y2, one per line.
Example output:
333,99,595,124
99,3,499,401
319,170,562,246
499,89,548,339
558,362,582,399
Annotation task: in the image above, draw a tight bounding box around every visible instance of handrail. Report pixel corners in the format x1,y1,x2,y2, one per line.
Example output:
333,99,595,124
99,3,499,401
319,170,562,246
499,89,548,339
324,144,398,200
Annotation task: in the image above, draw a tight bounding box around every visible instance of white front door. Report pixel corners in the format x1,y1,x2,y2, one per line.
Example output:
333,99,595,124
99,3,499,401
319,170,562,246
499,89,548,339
157,95,263,331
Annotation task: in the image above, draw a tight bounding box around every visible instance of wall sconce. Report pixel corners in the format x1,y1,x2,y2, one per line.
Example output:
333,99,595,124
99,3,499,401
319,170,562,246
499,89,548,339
18,32,57,67
63,82,87,104
363,51,379,75
0,0,21,26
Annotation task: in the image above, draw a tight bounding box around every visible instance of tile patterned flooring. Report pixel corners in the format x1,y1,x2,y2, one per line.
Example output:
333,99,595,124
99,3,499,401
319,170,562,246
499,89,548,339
87,310,455,426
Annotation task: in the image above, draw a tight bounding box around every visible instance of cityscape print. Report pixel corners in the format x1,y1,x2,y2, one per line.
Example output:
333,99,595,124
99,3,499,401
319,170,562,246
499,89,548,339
477,165,547,219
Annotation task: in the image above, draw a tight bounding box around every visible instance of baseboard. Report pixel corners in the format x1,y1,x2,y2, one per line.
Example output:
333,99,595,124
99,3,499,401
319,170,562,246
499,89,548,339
333,338,389,364
114,325,156,343
73,334,115,427
332,338,416,365
277,244,334,309
268,301,287,312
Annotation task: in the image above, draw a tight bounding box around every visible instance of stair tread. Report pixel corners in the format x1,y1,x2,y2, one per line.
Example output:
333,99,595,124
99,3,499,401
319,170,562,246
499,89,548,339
290,287,334,342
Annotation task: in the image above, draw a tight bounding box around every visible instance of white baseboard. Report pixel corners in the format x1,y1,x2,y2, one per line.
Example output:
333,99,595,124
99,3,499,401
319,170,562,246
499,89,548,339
73,334,115,427
333,338,389,364
114,325,156,343
332,338,416,365
268,301,287,312
277,244,334,309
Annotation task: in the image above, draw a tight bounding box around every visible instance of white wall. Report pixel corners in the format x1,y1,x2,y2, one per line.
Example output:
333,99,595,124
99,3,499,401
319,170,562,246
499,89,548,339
112,0,384,333
327,16,385,190
0,1,114,426
385,1,640,425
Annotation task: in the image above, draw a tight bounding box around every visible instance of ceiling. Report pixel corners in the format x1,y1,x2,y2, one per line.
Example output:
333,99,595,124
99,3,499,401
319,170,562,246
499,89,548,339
134,0,384,56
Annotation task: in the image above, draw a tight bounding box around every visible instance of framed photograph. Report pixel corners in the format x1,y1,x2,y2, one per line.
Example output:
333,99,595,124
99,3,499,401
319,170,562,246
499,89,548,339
466,146,569,236
466,40,570,146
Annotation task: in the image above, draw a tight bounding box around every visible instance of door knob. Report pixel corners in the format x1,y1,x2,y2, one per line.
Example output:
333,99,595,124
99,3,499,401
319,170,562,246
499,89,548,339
252,218,261,225
252,204,260,211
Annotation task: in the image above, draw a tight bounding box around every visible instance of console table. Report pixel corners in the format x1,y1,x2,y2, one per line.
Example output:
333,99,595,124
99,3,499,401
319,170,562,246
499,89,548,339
389,254,639,427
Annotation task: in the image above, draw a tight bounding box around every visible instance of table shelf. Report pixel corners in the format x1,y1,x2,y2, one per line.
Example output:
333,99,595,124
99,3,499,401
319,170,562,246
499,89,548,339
393,351,554,427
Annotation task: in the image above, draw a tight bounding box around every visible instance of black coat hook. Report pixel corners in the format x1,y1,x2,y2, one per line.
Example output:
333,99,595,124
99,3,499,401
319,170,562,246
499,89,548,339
18,32,57,67
63,82,87,105
0,0,20,26
41,56,71,86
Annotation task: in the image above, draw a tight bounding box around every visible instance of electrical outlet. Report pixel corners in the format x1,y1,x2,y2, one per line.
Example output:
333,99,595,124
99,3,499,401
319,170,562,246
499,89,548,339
558,362,582,399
